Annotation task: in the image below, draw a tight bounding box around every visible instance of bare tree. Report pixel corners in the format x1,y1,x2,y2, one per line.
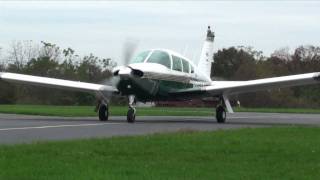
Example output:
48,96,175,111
8,40,39,70
271,47,292,61
40,41,61,61
237,46,264,61
294,45,320,61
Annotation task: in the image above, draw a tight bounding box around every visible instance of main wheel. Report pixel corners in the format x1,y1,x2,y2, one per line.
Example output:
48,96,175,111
216,105,226,123
127,108,136,123
98,104,109,121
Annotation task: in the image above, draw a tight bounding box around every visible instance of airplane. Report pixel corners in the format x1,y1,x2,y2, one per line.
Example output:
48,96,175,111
1,26,320,123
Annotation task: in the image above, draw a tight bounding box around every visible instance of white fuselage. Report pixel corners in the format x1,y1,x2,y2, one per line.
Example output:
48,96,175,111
114,49,212,101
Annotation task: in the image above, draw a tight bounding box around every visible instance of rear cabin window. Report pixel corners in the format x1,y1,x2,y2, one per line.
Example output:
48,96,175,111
190,65,194,73
130,51,150,64
147,50,171,69
182,59,190,73
172,56,182,72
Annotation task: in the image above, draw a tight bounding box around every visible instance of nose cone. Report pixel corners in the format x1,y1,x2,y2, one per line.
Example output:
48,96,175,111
118,67,132,77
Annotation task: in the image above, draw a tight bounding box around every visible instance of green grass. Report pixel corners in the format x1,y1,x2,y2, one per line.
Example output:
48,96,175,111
0,105,319,117
1,127,320,179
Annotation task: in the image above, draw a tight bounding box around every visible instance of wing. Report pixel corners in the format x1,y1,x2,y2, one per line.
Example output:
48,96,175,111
207,72,320,95
170,72,320,97
0,72,117,93
169,72,320,113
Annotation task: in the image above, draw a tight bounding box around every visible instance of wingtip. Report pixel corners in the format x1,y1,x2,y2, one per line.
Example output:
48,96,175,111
313,73,320,81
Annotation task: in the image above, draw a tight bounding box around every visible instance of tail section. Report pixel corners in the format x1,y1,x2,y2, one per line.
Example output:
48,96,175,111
198,26,215,79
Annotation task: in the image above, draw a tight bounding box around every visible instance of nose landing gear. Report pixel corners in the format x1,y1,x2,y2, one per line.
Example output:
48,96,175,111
127,95,136,123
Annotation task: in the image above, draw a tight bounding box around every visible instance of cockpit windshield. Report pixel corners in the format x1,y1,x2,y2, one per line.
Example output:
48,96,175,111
130,51,150,64
146,50,171,69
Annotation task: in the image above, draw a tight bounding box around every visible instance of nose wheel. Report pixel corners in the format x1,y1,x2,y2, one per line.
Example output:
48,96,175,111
127,107,136,123
127,95,136,123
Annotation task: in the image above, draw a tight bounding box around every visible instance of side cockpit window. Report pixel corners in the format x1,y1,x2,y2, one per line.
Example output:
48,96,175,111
172,56,182,72
173,56,191,74
130,51,150,64
147,50,171,69
182,59,190,73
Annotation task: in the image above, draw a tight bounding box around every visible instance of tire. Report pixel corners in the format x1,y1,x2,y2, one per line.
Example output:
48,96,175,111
98,104,109,121
216,105,226,123
127,108,136,123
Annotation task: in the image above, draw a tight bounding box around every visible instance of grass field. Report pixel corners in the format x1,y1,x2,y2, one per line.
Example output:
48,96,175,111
0,127,319,179
0,104,319,117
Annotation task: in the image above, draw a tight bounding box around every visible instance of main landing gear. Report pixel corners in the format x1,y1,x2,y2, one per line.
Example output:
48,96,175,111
216,105,226,123
127,95,136,123
97,95,228,123
215,96,227,123
98,101,109,121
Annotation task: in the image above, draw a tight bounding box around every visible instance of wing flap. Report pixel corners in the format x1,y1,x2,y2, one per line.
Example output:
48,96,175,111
0,72,117,93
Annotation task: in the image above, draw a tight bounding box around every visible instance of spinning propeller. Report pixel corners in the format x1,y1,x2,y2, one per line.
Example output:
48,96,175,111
99,40,139,101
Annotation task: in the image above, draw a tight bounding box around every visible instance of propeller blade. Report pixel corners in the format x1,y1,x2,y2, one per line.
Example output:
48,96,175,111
99,75,120,102
122,39,139,66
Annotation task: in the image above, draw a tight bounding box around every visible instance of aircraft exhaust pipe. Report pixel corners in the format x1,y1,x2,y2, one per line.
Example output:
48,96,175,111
113,70,120,76
117,67,143,78
132,69,143,77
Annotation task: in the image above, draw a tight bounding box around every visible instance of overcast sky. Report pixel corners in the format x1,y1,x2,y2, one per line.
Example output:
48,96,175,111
0,1,319,64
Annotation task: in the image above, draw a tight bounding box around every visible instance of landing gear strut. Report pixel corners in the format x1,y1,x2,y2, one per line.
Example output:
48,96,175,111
127,95,136,123
98,103,109,121
216,105,226,123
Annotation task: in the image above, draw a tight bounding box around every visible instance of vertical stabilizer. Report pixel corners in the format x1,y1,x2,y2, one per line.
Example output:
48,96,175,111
198,26,215,79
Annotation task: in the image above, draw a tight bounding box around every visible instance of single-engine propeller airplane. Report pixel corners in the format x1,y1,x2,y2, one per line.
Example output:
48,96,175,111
1,26,320,123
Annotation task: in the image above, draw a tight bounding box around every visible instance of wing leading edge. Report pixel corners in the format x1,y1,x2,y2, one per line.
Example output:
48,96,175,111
170,72,320,98
0,72,117,93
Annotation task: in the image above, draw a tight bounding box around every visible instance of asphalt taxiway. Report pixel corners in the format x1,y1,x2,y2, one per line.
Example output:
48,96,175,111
0,112,320,144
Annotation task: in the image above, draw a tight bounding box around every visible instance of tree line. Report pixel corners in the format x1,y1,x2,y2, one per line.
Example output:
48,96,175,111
212,46,320,108
1,41,320,108
0,41,116,105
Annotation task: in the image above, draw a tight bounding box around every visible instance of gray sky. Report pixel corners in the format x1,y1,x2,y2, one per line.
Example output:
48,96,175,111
0,1,320,64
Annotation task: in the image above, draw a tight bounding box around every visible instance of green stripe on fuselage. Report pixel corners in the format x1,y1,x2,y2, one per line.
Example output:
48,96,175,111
117,77,198,101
